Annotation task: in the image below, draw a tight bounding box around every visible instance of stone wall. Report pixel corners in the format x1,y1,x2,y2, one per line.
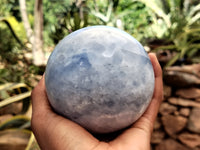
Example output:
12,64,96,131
151,64,200,150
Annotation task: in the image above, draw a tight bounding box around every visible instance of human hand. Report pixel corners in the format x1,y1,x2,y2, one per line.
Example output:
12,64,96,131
31,53,163,150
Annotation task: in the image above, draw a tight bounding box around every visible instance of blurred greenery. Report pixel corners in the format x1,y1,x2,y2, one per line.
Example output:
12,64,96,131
0,0,199,149
139,0,200,66
0,82,32,149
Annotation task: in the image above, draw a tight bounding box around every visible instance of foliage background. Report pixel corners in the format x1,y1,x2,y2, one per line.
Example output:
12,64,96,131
0,0,199,149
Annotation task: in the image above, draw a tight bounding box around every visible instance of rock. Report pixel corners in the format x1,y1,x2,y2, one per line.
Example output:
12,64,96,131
159,102,177,115
178,132,200,148
163,64,200,87
156,50,176,67
29,75,42,87
176,88,200,99
0,129,30,150
155,139,190,150
174,110,179,116
181,64,200,77
162,115,187,136
0,102,22,115
163,85,172,99
187,108,200,133
168,97,200,108
151,130,165,144
179,108,190,117
154,118,162,130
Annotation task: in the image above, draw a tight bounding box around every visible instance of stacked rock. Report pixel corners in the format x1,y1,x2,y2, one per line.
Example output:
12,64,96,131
151,64,200,150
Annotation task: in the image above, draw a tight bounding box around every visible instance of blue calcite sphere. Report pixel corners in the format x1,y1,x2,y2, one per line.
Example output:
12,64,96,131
45,26,155,133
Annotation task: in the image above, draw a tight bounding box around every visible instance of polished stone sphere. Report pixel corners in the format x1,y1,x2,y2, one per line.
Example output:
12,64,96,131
45,26,155,133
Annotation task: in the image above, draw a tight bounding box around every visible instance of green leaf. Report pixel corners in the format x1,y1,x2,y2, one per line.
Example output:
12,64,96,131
0,90,10,100
0,115,30,130
25,132,35,150
0,83,30,92
0,18,25,48
25,132,40,150
0,91,31,108
138,0,171,27
188,3,200,17
187,48,199,58
165,53,181,67
153,45,177,51
0,83,31,114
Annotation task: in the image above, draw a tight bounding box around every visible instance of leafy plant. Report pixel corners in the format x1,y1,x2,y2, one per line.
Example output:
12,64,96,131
0,82,38,149
88,0,116,25
138,0,200,66
88,0,152,42
116,0,152,41
0,0,16,17
0,17,25,47
0,83,31,113
43,0,89,44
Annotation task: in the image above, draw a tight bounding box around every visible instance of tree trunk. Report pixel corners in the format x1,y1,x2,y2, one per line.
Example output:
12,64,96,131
19,0,45,66
33,0,45,66
19,0,34,44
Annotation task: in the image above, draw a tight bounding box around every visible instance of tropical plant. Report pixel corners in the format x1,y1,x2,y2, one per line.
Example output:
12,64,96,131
137,0,200,66
0,16,28,73
88,0,117,26
116,0,152,41
0,83,39,149
43,0,89,44
87,0,152,42
0,17,26,47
